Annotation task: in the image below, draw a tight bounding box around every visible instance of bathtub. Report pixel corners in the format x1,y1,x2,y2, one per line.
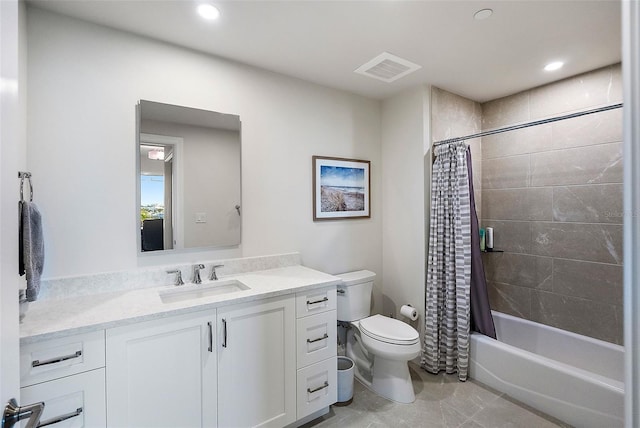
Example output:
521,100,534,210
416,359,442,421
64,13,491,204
469,311,624,428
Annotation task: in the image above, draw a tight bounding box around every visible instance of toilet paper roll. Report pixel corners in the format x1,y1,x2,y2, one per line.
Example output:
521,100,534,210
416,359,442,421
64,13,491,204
486,227,494,249
400,305,418,321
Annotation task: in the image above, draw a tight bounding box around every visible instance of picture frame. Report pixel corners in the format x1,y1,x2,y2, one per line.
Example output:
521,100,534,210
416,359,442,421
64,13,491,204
313,156,370,221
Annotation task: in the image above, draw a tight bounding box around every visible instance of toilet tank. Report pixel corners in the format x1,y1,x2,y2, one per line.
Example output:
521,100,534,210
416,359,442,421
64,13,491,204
336,270,376,322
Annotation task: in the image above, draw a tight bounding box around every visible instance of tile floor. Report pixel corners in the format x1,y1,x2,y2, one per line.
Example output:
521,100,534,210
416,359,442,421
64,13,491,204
303,362,570,428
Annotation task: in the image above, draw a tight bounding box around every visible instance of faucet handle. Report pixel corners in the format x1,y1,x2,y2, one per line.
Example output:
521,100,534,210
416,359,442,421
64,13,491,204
193,264,205,284
166,269,184,286
209,264,224,281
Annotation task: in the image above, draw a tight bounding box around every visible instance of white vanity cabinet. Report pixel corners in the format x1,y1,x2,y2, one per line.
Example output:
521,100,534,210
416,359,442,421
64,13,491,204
294,287,337,421
106,310,217,428
21,273,340,428
19,330,107,428
216,295,297,428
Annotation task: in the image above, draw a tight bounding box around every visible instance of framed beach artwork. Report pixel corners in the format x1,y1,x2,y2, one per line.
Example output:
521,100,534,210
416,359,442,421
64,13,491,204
313,156,370,221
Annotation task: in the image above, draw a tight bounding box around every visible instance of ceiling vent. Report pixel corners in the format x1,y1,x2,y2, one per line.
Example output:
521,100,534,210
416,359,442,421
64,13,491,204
354,52,422,83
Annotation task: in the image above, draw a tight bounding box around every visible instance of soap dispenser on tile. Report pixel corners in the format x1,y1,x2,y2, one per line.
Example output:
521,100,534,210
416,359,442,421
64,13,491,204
486,227,494,251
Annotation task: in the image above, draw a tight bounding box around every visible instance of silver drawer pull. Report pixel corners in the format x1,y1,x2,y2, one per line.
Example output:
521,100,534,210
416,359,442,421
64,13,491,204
307,297,328,305
307,333,329,344
37,407,83,427
32,351,82,368
222,318,228,348
307,381,329,394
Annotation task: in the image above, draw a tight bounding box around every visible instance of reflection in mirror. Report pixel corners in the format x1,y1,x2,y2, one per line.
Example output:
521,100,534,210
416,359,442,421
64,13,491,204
137,100,241,253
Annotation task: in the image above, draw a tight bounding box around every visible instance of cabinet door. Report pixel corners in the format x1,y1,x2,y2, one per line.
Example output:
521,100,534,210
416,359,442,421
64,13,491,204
217,296,296,428
20,368,106,428
106,311,216,428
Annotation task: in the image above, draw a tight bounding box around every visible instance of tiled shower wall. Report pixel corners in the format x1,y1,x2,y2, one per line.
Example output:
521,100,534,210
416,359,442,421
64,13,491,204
480,64,624,344
430,87,483,216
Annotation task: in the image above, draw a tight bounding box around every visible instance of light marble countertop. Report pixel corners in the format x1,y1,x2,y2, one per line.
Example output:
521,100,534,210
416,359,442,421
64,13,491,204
20,265,340,344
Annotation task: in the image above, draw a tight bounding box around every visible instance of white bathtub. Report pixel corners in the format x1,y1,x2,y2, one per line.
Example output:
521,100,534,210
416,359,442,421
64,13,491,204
469,311,624,428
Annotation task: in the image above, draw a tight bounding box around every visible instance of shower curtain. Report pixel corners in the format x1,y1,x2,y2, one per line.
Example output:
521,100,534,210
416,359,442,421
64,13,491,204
466,148,496,339
421,142,494,382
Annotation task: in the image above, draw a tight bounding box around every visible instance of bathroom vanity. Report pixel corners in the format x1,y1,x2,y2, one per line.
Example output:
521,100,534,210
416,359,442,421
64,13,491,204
19,255,339,427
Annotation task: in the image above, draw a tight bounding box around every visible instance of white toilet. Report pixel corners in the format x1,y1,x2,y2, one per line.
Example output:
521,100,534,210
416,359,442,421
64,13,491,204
336,270,420,404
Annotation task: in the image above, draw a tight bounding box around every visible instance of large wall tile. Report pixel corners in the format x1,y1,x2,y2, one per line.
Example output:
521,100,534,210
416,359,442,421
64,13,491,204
529,65,623,120
531,291,622,344
482,155,530,189
481,220,531,253
531,222,623,264
488,281,531,319
553,184,623,224
482,92,529,130
483,253,552,290
478,64,623,345
530,142,623,187
553,259,623,306
551,108,622,149
483,188,552,221
431,86,482,142
481,124,552,159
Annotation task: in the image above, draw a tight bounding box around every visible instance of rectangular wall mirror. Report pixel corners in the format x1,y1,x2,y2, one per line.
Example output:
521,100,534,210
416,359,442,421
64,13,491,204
137,100,241,253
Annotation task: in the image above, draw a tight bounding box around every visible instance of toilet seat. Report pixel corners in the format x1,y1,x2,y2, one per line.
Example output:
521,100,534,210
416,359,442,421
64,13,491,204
359,314,419,346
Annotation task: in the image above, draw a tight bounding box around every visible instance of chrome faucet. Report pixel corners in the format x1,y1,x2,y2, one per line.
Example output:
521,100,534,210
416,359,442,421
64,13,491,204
209,264,224,281
167,269,184,286
193,264,205,284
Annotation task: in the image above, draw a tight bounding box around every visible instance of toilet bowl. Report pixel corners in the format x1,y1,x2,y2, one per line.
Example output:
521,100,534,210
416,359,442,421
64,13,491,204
337,271,421,403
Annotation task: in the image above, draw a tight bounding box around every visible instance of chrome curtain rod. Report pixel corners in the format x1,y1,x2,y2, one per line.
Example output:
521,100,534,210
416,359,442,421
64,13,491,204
432,102,623,147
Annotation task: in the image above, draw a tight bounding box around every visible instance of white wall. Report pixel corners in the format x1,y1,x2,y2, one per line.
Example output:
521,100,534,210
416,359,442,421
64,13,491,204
26,8,382,293
380,86,430,336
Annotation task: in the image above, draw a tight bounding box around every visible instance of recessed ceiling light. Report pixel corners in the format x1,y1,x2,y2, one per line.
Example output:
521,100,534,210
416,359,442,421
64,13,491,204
544,61,564,72
197,4,220,20
474,9,493,20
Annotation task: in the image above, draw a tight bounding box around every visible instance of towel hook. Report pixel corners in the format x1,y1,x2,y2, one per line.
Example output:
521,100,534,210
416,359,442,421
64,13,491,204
18,172,33,202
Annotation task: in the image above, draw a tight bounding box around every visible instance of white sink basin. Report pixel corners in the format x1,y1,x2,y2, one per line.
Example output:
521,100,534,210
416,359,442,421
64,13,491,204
159,279,250,304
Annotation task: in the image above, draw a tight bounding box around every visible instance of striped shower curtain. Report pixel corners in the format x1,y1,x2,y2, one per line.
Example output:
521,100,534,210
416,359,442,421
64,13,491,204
421,141,472,381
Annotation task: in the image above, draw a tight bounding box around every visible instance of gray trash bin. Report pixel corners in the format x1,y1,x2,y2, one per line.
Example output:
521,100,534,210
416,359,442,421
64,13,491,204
336,356,354,405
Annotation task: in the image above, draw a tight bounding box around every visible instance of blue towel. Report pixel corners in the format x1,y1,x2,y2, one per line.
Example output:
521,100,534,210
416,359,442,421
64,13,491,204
21,201,44,302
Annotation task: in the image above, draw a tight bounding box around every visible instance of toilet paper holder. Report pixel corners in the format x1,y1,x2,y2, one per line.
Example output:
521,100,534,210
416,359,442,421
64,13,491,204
400,304,419,321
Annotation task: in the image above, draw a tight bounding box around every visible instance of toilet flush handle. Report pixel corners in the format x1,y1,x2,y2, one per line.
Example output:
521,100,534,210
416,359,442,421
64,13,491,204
336,289,346,294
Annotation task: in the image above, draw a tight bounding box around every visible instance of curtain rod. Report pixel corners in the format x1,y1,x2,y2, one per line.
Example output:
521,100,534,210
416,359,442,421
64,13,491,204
432,103,623,148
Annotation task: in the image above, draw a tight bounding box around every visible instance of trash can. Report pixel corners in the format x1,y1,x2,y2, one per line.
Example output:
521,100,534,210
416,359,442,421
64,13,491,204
336,356,354,405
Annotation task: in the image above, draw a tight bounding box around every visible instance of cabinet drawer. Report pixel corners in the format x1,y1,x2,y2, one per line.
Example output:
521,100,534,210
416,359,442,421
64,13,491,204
296,358,337,420
296,310,337,368
296,287,336,318
21,330,105,387
20,368,106,428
